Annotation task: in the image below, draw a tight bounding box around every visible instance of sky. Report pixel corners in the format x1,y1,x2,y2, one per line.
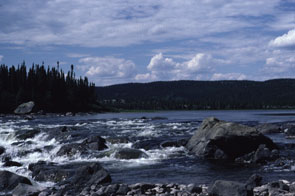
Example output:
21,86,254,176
0,0,295,86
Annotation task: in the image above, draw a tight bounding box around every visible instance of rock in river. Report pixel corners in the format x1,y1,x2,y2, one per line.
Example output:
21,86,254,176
14,101,35,115
186,117,277,160
114,148,148,159
0,170,32,192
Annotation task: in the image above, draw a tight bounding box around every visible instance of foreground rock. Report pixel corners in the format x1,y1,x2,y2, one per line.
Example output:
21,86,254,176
186,117,277,161
0,170,32,192
29,161,111,186
14,101,35,115
12,183,41,196
40,182,207,196
209,180,249,196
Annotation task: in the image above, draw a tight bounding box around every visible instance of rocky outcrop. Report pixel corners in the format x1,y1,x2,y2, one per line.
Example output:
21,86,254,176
14,101,35,114
114,148,148,159
0,170,32,192
186,117,277,161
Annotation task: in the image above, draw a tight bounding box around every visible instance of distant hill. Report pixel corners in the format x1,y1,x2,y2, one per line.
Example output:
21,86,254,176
96,79,295,110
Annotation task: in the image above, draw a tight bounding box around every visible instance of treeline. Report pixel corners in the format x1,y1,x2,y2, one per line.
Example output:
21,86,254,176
0,62,101,113
96,80,295,110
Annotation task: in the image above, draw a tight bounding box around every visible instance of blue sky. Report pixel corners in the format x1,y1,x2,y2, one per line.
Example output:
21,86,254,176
0,0,295,86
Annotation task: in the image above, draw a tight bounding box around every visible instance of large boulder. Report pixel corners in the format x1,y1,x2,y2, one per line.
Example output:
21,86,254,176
186,117,277,160
0,170,32,192
14,101,35,115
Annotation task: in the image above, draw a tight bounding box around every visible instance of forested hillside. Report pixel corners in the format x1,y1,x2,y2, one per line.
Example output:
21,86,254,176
0,62,101,113
96,80,295,110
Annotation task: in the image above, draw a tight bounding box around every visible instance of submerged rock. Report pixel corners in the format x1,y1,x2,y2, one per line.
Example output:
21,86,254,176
15,129,40,140
106,137,130,144
160,139,188,148
186,117,277,161
0,170,32,192
14,101,35,115
114,148,148,159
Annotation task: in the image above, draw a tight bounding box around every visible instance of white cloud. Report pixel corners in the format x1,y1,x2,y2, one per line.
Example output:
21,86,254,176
0,0,282,47
67,53,90,58
269,29,295,48
78,56,136,85
0,55,3,62
136,53,216,82
262,48,295,78
211,73,247,80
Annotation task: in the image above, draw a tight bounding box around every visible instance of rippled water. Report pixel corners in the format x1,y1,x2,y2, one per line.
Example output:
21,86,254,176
1,110,295,187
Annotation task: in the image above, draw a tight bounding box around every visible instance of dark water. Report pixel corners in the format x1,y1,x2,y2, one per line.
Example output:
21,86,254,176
1,110,295,187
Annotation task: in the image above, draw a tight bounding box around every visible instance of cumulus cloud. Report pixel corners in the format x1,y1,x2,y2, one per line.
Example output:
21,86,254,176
78,56,136,85
264,56,295,74
136,53,215,82
211,73,247,80
269,29,295,48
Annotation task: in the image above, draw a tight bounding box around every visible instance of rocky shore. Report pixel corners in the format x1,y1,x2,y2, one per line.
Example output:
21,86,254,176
1,115,295,195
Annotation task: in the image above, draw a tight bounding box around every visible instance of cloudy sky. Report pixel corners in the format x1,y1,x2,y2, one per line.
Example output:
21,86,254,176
0,0,295,86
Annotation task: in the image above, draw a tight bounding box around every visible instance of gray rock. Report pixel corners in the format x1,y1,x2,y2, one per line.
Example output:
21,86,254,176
104,184,119,195
15,129,40,140
82,135,108,151
70,162,111,186
57,135,108,157
116,184,129,195
56,143,86,157
186,117,277,160
209,180,249,196
11,183,41,196
0,170,32,192
186,184,202,194
160,139,187,148
106,137,129,144
14,101,35,114
253,144,271,163
245,174,262,193
256,123,281,134
114,148,148,159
